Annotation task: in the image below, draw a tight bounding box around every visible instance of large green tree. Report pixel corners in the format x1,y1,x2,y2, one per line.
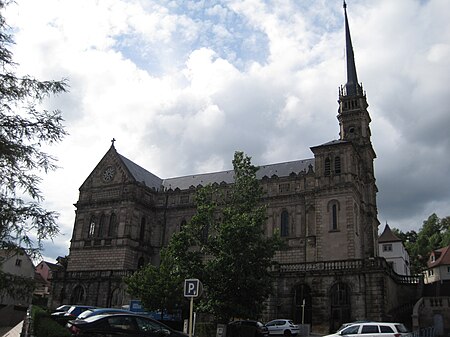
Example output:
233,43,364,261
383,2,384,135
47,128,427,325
1,0,67,295
393,213,450,274
126,151,282,323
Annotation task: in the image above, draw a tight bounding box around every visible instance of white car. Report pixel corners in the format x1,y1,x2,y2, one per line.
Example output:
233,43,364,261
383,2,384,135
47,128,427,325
265,319,300,336
325,322,410,337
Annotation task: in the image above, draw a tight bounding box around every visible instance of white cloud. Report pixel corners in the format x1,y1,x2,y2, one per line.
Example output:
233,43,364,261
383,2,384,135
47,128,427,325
3,0,450,260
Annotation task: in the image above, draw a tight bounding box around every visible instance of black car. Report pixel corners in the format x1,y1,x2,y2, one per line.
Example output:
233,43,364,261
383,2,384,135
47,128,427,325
228,320,269,337
66,313,188,336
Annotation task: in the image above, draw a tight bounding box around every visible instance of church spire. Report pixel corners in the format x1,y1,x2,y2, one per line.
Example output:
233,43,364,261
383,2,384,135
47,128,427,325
343,1,360,96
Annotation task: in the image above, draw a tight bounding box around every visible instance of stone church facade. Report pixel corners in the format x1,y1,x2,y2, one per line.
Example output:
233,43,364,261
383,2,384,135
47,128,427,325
50,4,420,332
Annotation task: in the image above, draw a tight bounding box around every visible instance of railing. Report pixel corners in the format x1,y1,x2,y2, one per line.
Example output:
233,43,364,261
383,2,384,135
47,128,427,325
51,269,135,280
276,257,422,285
411,326,435,337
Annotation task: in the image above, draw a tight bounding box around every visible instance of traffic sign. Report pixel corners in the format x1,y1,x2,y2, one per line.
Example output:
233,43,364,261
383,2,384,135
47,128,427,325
184,278,202,297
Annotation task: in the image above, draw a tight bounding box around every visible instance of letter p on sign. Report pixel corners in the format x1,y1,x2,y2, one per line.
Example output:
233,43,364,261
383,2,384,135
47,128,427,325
184,279,201,297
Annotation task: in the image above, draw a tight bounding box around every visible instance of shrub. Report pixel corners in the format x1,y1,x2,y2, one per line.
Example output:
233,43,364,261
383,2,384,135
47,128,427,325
32,306,70,337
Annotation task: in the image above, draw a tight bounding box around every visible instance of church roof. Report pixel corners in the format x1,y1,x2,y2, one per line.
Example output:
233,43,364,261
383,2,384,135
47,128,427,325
378,224,402,243
119,154,163,189
311,139,350,150
118,149,314,191
162,158,315,190
343,0,361,96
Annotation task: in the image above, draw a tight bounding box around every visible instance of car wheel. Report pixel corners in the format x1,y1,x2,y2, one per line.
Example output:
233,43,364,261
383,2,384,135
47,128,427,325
283,330,292,336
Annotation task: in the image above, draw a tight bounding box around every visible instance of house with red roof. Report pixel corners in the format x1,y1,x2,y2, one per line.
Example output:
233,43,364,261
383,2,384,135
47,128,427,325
424,246,450,284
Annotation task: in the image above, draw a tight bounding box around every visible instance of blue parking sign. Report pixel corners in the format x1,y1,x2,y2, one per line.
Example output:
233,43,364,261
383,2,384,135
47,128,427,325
184,279,201,297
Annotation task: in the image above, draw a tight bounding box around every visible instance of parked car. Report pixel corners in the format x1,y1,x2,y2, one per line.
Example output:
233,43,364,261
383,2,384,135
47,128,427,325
64,305,98,319
76,308,133,320
324,322,410,337
54,305,72,313
228,320,269,337
51,305,75,317
336,321,375,333
66,313,188,336
265,319,299,336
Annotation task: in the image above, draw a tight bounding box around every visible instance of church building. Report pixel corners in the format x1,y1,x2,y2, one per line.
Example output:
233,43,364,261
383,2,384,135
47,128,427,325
51,4,419,332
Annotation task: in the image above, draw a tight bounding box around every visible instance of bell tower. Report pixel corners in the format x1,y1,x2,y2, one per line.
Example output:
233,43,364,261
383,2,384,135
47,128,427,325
338,1,379,257
338,1,371,148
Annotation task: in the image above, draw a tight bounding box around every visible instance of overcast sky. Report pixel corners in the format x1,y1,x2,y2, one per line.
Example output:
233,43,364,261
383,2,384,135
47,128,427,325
4,0,450,263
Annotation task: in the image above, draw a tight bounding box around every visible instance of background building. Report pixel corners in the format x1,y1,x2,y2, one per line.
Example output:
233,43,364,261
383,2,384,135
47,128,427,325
0,249,35,326
378,224,411,276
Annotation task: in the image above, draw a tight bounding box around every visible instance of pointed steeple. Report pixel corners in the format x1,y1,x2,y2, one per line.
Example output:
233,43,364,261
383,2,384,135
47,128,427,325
343,1,361,96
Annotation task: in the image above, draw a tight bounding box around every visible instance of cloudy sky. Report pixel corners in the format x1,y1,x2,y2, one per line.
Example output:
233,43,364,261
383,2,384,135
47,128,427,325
4,0,450,262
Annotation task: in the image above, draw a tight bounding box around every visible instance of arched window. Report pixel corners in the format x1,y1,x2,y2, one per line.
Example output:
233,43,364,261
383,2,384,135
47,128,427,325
330,282,351,331
325,158,331,176
335,156,341,174
108,213,118,237
139,217,146,241
70,285,85,304
328,200,340,231
110,288,124,308
137,257,145,269
281,210,289,237
332,204,338,230
98,214,106,237
88,216,96,238
306,206,316,236
201,224,209,243
180,219,187,231
294,284,312,324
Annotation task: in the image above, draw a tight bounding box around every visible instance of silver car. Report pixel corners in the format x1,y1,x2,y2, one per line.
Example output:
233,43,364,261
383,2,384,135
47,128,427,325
325,322,410,337
265,319,300,336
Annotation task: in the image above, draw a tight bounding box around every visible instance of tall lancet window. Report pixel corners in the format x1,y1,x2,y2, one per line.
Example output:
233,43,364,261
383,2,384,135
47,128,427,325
88,216,96,238
325,158,331,176
335,156,341,174
281,210,289,237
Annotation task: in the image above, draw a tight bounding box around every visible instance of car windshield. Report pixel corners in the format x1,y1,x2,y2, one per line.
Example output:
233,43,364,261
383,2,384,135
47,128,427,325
77,309,95,319
341,325,360,335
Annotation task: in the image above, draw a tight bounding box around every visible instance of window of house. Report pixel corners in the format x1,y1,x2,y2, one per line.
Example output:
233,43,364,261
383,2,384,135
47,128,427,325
15,259,22,267
447,266,450,273
281,210,289,237
428,269,434,276
431,255,435,262
383,244,392,252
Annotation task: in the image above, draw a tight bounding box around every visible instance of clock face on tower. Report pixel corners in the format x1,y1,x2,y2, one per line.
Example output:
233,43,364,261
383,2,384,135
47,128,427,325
102,166,115,182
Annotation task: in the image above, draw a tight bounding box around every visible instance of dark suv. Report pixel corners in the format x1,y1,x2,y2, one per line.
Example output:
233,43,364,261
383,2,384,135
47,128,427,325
228,320,269,337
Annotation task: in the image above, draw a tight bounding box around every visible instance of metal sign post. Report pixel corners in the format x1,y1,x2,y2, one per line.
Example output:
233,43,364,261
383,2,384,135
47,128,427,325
184,279,202,337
